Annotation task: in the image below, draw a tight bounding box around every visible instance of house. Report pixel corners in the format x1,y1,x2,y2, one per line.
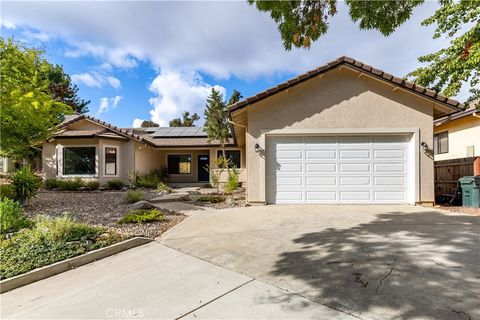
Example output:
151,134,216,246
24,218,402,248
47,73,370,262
42,56,464,206
433,106,480,160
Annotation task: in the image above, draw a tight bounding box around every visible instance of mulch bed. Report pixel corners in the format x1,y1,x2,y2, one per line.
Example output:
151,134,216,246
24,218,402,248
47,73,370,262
24,190,185,238
436,205,480,216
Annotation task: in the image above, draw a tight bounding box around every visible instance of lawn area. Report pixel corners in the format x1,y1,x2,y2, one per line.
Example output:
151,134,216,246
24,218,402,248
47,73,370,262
24,190,185,238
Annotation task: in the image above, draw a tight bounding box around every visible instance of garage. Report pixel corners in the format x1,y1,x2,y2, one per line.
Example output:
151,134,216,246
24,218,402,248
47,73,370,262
266,135,413,204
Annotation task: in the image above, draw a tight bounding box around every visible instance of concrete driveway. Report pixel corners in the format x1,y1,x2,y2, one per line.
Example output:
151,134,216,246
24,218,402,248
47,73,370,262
161,205,480,320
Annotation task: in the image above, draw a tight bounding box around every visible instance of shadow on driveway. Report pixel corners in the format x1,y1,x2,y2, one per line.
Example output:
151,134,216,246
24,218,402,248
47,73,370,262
271,211,479,320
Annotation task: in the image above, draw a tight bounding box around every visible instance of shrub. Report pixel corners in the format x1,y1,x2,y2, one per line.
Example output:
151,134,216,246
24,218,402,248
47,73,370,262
156,182,172,194
44,179,60,190
133,168,166,189
0,184,15,200
106,180,125,190
197,195,226,203
56,178,85,191
10,165,40,204
0,216,123,279
85,180,100,190
226,167,240,193
0,198,30,234
118,209,164,224
124,190,145,204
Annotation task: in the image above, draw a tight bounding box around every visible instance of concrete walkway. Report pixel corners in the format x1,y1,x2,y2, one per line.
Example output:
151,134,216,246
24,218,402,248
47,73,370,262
1,241,355,319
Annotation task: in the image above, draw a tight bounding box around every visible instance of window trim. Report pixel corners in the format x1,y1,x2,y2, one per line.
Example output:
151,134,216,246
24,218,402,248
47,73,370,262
58,144,98,178
103,145,119,177
166,153,193,176
216,149,242,168
434,131,449,155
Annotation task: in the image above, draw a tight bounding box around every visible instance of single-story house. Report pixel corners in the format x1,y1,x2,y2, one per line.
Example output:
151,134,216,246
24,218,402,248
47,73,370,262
433,106,480,161
43,56,464,206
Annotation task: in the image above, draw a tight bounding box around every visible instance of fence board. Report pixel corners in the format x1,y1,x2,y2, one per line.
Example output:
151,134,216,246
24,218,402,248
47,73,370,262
434,157,477,198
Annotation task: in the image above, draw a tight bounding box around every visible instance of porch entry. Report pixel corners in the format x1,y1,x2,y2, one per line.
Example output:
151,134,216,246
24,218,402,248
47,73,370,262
197,155,210,182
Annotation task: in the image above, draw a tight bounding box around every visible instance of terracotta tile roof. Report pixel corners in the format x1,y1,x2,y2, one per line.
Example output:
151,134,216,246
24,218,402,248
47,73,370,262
229,56,464,113
140,135,232,148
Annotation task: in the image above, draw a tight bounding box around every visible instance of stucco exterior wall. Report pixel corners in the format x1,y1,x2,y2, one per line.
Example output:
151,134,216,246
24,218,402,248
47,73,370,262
243,68,436,204
434,116,480,161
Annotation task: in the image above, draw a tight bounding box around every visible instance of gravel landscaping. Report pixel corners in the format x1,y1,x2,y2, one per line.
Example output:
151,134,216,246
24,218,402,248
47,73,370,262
180,187,247,209
24,190,185,238
436,205,480,216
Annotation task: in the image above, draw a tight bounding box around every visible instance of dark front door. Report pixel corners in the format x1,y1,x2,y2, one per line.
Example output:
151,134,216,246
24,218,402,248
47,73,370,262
197,155,210,182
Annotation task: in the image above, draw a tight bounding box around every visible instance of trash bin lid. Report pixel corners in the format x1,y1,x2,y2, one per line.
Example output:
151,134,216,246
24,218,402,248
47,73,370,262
459,176,474,184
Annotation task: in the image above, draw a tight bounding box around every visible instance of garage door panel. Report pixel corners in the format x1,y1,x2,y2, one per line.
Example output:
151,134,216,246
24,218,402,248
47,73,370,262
306,176,337,186
306,163,336,173
267,134,410,204
339,149,370,159
306,191,336,201
306,150,336,160
374,163,405,173
340,176,371,186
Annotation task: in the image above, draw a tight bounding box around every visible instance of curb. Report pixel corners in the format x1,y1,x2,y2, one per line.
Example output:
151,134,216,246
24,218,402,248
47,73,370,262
0,237,153,294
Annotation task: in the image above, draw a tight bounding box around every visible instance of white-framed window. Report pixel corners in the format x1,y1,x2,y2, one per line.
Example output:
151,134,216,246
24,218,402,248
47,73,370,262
167,154,192,175
434,131,448,155
104,146,118,176
60,146,98,177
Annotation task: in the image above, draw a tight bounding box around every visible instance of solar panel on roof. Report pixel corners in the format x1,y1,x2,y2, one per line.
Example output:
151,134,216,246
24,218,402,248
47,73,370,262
149,126,208,137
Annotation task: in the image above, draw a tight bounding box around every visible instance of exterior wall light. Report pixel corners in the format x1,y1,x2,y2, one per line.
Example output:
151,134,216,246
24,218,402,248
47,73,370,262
254,143,261,153
421,141,429,153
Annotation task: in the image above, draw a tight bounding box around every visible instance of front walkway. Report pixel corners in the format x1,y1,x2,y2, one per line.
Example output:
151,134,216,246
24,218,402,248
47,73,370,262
1,242,354,319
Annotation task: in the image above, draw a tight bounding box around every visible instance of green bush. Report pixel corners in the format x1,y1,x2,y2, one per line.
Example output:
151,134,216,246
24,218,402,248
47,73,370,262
118,209,164,224
44,179,60,190
133,168,166,189
10,165,40,204
106,180,125,190
57,178,85,191
0,184,15,200
197,195,226,203
0,198,30,234
124,190,145,204
85,180,100,190
0,215,123,279
226,167,240,193
156,182,172,194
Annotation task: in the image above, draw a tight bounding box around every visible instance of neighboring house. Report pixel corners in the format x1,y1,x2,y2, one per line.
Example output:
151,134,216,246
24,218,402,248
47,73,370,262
433,107,480,161
42,56,464,206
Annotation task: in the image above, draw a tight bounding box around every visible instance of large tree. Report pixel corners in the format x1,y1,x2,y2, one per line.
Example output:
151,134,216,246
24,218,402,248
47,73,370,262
169,111,200,127
0,38,71,158
249,0,479,105
48,64,90,113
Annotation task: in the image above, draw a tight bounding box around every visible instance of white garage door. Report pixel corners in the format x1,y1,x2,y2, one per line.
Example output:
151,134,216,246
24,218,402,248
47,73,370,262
266,135,412,204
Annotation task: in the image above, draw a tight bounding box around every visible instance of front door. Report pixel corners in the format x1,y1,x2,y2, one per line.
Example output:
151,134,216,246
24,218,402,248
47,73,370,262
197,155,210,182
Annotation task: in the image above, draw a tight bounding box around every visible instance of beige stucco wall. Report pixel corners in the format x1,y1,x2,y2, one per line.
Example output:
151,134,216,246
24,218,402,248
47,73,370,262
242,68,437,204
434,115,480,161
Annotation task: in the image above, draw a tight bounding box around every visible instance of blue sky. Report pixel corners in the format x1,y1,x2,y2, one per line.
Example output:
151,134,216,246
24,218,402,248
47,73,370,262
1,1,462,128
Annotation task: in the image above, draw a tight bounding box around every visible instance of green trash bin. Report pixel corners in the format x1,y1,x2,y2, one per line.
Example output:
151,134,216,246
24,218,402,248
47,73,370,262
459,176,480,208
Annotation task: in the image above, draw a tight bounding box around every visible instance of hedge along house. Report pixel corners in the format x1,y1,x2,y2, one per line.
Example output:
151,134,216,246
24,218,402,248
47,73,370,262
228,56,463,206
42,114,246,185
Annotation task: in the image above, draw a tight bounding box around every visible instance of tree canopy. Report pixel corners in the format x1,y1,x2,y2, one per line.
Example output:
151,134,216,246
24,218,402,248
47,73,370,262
249,0,479,104
48,64,90,113
140,120,160,128
169,111,200,127
0,38,72,158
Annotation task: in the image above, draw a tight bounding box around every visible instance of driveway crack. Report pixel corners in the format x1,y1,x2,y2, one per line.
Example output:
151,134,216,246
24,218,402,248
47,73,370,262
375,267,394,294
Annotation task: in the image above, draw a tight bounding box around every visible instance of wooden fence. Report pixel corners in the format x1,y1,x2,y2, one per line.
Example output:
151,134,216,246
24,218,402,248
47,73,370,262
434,157,478,198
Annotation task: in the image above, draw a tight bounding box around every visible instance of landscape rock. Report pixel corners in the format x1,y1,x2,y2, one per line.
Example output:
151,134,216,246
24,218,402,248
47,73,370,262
130,200,154,210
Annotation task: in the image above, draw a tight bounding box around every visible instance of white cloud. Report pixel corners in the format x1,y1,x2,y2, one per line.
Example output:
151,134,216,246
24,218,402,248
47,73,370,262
0,19,15,29
148,70,226,127
71,72,121,89
98,96,123,115
22,30,50,42
0,1,448,80
132,118,144,128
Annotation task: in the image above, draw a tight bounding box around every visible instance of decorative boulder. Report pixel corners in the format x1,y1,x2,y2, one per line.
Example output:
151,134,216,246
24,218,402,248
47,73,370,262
130,200,154,210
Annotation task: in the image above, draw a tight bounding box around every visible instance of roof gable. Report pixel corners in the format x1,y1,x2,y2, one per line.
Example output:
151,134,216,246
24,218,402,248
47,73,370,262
229,56,464,115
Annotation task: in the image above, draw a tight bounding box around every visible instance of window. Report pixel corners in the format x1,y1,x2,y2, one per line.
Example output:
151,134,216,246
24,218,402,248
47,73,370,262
63,147,96,175
105,147,117,175
167,155,191,174
217,150,241,168
434,132,449,155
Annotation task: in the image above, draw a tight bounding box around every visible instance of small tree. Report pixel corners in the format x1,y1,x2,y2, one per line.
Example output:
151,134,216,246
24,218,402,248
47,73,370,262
204,89,230,159
141,120,160,128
